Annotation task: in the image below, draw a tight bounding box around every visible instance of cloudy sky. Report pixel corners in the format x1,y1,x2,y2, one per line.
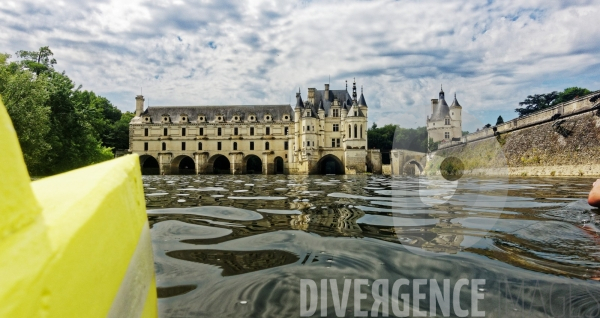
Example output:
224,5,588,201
1,0,599,131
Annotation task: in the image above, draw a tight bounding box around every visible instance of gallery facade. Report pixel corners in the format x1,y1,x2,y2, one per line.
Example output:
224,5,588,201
129,80,370,175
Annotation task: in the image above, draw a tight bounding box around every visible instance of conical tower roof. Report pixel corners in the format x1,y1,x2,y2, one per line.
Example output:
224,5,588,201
294,89,304,110
450,93,462,109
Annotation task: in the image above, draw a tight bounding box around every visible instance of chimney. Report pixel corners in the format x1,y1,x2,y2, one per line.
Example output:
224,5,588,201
135,95,145,117
431,99,438,114
324,84,330,100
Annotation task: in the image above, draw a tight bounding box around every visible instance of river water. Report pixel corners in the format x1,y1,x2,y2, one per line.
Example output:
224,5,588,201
145,175,600,317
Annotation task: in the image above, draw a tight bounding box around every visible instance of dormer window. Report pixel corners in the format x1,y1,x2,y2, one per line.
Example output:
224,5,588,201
249,116,255,121
445,118,450,125
306,110,311,117
161,115,170,123
284,115,289,120
265,115,271,120
180,115,188,123
198,116,205,122
234,116,239,121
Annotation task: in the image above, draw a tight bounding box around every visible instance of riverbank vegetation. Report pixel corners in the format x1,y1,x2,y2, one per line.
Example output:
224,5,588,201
0,47,131,176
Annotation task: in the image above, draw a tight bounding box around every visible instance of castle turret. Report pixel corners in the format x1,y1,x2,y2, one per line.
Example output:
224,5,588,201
358,86,368,118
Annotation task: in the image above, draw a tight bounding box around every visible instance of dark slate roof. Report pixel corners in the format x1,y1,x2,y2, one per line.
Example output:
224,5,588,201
295,94,304,109
311,89,352,115
430,98,450,121
450,93,462,108
141,105,293,123
358,93,367,107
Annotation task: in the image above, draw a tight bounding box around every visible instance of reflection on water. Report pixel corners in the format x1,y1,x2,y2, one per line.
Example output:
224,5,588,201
147,175,600,317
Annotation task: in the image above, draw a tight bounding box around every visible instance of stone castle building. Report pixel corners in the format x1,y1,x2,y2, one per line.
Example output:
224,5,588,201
129,80,370,175
426,86,462,143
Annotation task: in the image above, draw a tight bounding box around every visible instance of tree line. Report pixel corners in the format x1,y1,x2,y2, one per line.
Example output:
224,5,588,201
0,46,133,176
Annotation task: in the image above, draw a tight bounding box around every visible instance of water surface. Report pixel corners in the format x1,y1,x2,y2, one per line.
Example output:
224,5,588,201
146,175,600,317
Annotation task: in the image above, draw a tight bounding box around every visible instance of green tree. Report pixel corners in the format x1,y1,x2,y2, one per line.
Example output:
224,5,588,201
496,115,504,125
0,54,52,173
515,92,559,117
553,87,591,105
1,47,118,175
15,46,57,75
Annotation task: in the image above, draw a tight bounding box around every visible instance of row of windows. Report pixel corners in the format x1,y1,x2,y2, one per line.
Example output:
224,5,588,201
152,114,288,123
144,141,289,151
144,127,290,137
348,124,364,139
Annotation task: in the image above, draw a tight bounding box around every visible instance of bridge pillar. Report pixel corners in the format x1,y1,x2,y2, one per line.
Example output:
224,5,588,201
230,152,243,175
263,151,274,175
195,152,209,174
158,152,172,175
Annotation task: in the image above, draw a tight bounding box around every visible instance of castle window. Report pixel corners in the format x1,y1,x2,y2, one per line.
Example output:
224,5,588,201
218,142,222,150
250,116,254,121
348,125,351,137
163,128,168,136
354,111,357,116
332,139,335,147
250,142,254,150
312,141,314,147
452,112,454,116
162,142,166,151
234,127,238,135
144,128,148,136
312,126,314,131
360,125,363,139
284,115,288,120
333,124,339,132
250,127,254,135
445,132,450,139
336,138,340,147
198,142,202,150
182,117,186,122
182,128,186,136
284,127,289,135
284,141,288,150
218,128,222,136
144,142,148,151
234,116,238,121
145,117,149,122
333,109,339,117
233,142,237,151
266,127,270,135
354,125,357,139
218,116,222,121
265,142,270,150
199,128,204,136
181,142,186,151
266,116,270,120
445,118,450,125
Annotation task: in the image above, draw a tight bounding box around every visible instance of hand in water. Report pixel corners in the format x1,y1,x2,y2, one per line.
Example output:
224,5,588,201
588,179,600,207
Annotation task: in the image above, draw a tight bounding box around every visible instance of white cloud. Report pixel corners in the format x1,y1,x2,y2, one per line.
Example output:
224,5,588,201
1,0,599,128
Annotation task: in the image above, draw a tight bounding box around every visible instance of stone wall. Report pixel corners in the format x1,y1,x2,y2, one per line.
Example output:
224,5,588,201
439,91,600,149
430,109,600,176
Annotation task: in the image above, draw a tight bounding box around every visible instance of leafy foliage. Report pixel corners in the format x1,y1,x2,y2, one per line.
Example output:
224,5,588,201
368,123,428,152
515,87,591,117
0,47,131,176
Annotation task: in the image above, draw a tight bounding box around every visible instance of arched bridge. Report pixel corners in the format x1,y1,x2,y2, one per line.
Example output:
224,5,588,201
390,149,427,175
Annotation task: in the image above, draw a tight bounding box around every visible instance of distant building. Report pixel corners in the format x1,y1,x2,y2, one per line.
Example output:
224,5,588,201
426,86,462,143
129,79,369,175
